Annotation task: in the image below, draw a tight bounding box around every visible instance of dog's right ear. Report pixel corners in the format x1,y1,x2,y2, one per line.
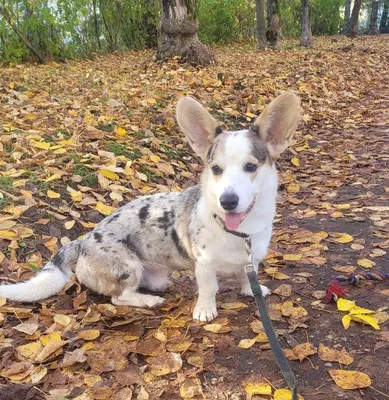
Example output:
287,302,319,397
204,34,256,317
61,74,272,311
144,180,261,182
176,97,220,160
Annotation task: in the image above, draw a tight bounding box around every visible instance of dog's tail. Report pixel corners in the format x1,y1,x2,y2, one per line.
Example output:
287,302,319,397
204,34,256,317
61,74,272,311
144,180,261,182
0,240,82,302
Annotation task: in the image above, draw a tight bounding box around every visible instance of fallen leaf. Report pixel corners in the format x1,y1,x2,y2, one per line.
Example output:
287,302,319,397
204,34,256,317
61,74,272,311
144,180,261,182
329,369,371,390
318,344,353,365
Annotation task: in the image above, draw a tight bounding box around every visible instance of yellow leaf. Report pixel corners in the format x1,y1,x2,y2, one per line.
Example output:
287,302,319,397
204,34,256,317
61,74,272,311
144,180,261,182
351,314,380,330
64,220,76,230
291,157,300,167
47,190,61,199
274,388,304,400
45,174,62,182
221,301,248,310
77,329,100,340
318,344,354,365
245,112,256,118
40,332,62,346
115,127,126,136
70,191,83,202
96,201,116,216
357,258,376,269
30,365,48,384
146,98,157,104
329,369,371,390
335,233,353,244
203,323,222,333
238,337,257,349
17,342,42,360
84,374,102,387
150,154,161,163
53,314,71,327
100,169,119,180
245,382,272,395
287,183,300,193
334,203,351,210
292,342,317,361
31,140,51,150
179,377,203,399
337,298,355,312
35,340,68,362
349,305,375,315
0,230,16,239
283,253,302,261
342,314,351,329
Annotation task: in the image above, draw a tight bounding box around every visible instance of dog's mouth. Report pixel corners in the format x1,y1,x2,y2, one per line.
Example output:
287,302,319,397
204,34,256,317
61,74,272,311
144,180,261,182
224,198,255,231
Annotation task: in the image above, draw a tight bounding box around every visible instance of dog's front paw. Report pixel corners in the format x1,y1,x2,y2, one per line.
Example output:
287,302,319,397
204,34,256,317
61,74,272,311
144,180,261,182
193,300,218,322
241,284,271,298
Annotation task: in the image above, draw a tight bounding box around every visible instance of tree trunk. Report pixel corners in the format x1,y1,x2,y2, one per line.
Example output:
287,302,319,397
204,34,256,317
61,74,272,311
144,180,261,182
343,0,351,34
0,6,45,63
346,0,363,37
92,0,101,50
255,0,266,50
380,0,389,32
155,0,215,66
266,0,282,49
300,0,312,47
368,0,379,34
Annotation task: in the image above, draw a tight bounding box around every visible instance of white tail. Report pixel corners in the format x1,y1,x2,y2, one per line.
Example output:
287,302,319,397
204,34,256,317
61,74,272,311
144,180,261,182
0,264,71,302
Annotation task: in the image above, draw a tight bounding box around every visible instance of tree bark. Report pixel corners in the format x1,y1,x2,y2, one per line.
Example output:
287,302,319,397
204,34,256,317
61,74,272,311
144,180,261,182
255,0,266,50
266,0,282,49
346,0,363,37
343,0,351,34
380,0,389,32
368,0,379,34
155,0,215,66
0,5,45,63
300,0,312,47
92,0,101,50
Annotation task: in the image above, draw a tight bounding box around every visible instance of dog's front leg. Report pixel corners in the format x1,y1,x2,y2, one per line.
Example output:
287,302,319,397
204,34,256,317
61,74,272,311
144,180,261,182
238,261,271,298
193,263,219,322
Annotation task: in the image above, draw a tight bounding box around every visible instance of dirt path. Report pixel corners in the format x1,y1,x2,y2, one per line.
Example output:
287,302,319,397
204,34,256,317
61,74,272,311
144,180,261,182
0,36,388,399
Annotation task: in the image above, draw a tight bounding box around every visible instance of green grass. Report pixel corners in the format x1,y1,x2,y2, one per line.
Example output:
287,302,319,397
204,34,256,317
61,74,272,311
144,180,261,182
107,141,142,160
139,166,163,182
73,165,98,187
0,176,14,192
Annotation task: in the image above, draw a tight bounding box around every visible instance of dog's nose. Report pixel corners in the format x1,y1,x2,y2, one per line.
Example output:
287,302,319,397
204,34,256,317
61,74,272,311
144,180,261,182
220,193,239,211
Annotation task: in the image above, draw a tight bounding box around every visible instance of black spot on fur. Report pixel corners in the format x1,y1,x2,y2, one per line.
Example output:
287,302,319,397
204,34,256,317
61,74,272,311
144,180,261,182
138,204,150,224
202,245,206,249
81,246,88,257
157,209,175,232
52,248,65,267
171,229,188,258
247,130,269,163
119,234,142,258
101,246,111,252
118,272,130,281
215,126,223,136
94,231,103,243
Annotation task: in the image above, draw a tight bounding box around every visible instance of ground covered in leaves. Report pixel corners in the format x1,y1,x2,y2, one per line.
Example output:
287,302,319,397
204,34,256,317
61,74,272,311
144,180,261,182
0,35,389,400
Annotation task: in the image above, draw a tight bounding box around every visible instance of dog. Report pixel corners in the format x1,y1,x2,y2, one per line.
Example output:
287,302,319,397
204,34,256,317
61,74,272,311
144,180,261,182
0,93,301,322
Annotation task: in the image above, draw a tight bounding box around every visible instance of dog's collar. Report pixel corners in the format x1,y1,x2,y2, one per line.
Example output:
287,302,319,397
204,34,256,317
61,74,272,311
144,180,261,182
212,213,249,239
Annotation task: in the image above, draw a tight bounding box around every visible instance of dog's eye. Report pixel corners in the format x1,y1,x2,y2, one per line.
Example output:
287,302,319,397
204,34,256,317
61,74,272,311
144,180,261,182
244,163,257,173
211,165,223,176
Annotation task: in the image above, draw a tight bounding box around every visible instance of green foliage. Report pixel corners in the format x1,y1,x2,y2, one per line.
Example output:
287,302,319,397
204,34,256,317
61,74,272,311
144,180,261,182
0,0,379,62
198,0,256,44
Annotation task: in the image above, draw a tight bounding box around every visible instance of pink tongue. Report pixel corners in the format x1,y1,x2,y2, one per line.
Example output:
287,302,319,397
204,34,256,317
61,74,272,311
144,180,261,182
225,212,244,231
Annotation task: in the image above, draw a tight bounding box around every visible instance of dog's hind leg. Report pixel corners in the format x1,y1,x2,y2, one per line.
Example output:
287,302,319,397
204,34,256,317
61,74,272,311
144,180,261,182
139,269,170,292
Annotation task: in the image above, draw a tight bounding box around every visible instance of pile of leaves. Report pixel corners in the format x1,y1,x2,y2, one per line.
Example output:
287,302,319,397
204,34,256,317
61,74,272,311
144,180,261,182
0,35,388,399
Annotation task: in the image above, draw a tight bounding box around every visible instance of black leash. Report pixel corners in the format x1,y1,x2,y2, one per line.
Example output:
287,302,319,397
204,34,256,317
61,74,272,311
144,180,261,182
213,213,298,399
244,237,298,400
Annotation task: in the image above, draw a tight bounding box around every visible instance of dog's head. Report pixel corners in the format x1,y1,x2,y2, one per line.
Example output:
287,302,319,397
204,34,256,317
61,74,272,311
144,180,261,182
176,93,301,231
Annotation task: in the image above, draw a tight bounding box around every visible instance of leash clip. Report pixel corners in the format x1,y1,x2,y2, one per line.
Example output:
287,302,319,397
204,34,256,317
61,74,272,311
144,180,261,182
244,263,255,274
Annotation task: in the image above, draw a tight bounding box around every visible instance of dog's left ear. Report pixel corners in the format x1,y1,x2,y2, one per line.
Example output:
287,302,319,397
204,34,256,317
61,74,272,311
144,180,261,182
253,92,301,159
176,96,220,160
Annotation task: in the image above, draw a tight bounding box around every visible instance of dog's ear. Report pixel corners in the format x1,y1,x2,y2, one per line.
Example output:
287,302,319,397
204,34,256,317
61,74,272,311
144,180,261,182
176,97,220,160
253,92,301,159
